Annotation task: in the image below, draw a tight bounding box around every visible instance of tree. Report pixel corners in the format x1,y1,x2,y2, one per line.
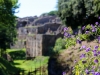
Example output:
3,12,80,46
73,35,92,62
0,0,19,56
40,10,58,17
57,0,100,32
48,10,58,16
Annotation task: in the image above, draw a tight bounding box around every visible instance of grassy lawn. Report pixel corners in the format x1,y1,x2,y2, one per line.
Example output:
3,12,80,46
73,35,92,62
6,49,49,74
13,56,49,71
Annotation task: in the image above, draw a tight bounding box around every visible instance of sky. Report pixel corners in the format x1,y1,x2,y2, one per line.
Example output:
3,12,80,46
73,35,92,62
15,0,58,18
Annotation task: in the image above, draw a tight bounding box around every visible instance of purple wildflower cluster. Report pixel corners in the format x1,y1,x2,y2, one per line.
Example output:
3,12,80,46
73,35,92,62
73,17,100,75
74,44,100,74
63,17,100,75
63,27,71,38
82,21,100,39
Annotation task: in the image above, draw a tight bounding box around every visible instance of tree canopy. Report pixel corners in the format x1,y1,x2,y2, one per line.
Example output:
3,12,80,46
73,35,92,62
0,0,19,56
40,10,58,16
47,10,58,16
57,0,100,30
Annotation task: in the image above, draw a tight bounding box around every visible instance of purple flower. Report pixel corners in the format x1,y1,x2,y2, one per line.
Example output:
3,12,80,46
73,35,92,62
62,72,66,75
98,51,100,55
85,69,89,74
94,53,98,56
93,50,97,54
91,72,100,75
64,32,71,38
94,72,100,75
64,27,68,32
82,26,85,30
98,16,100,19
92,28,97,32
80,45,86,50
76,39,81,44
94,46,99,49
76,37,81,44
64,32,68,37
67,33,71,38
85,31,89,34
74,60,77,63
94,59,98,63
98,36,100,43
95,22,99,25
80,54,85,59
98,36,100,40
91,24,94,28
75,32,78,35
82,45,86,49
86,47,91,52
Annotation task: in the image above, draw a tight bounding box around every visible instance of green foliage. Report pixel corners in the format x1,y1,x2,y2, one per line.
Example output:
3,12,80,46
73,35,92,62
47,10,58,16
85,24,92,30
7,49,25,60
40,10,58,16
57,0,100,30
0,57,19,75
53,38,66,52
65,38,76,49
0,0,19,56
97,27,100,35
79,34,90,41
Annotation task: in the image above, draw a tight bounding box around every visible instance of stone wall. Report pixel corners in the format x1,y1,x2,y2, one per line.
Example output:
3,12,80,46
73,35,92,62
12,22,63,50
37,23,61,34
17,23,62,35
16,16,38,28
10,40,25,49
25,34,63,58
33,16,56,25
26,34,42,57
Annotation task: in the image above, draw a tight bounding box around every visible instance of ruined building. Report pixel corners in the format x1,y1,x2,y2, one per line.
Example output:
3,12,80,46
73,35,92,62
11,15,64,58
25,33,63,58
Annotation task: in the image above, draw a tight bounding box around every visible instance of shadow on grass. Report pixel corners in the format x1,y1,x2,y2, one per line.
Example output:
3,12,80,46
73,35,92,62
11,62,21,65
8,50,26,60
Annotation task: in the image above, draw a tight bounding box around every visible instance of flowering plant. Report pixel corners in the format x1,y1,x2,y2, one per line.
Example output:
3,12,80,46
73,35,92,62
73,45,100,75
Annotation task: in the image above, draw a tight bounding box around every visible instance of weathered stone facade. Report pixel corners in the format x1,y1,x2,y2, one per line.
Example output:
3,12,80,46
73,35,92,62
10,40,25,49
25,34,63,58
11,22,65,50
11,15,64,58
17,23,62,35
26,34,42,57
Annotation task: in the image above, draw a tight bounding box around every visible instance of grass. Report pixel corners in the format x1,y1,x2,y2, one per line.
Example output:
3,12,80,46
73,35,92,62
6,49,49,74
6,48,26,53
13,56,49,72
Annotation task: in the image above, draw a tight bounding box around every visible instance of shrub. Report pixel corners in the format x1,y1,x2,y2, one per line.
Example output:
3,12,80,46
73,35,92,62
80,22,100,41
65,38,76,49
53,38,66,52
73,45,100,75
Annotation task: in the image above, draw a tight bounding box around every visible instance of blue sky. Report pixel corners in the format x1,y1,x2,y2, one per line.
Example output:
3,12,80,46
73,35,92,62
15,0,58,18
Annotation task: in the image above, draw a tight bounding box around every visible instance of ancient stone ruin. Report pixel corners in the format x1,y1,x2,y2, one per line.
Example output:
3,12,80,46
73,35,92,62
11,15,64,58
25,34,63,58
